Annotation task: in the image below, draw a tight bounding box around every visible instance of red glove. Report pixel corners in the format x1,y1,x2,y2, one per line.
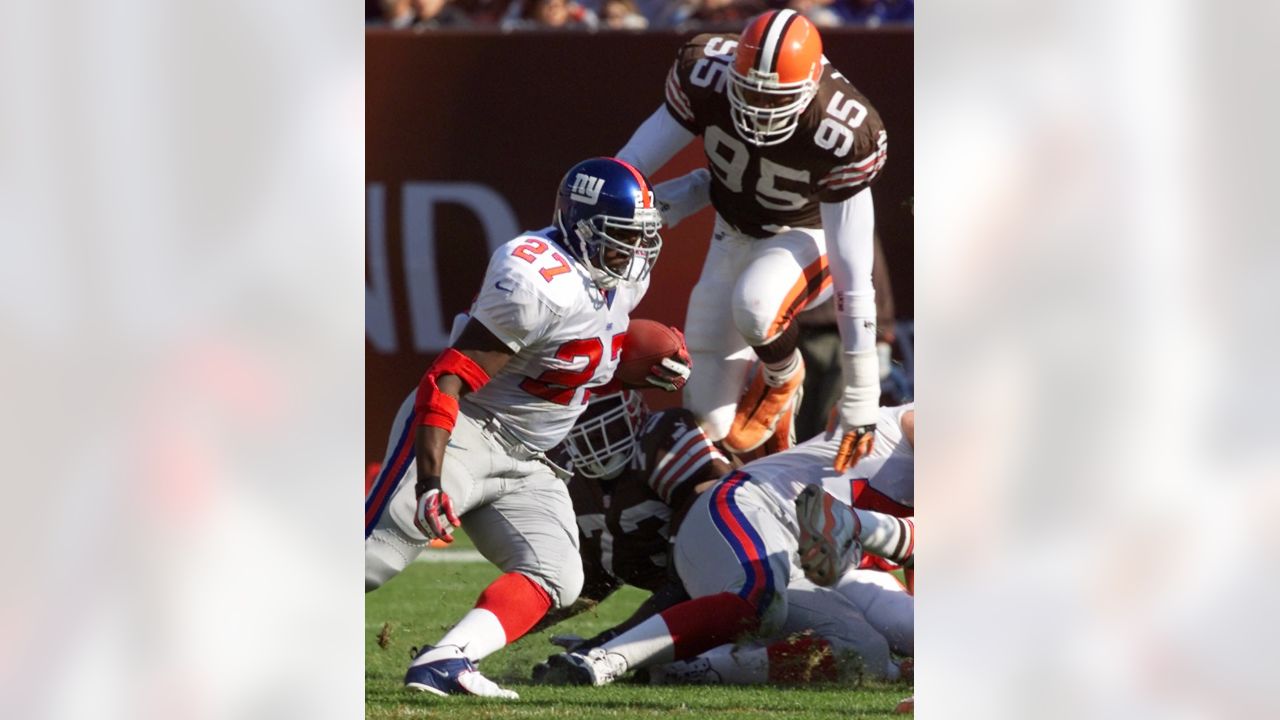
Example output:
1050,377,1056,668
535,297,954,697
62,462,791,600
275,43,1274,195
414,480,461,542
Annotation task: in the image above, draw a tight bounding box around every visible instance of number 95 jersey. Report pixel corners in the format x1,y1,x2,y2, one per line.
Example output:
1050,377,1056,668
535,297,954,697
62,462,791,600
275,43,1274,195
664,34,888,238
465,229,648,452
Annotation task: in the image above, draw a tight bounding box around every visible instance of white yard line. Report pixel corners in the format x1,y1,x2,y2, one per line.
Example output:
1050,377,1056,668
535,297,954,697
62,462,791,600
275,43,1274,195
415,549,486,563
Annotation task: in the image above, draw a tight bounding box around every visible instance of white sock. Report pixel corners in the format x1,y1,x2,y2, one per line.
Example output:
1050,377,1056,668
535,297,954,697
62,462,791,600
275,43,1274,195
761,350,801,386
854,509,914,564
413,608,507,665
699,643,769,684
599,613,675,670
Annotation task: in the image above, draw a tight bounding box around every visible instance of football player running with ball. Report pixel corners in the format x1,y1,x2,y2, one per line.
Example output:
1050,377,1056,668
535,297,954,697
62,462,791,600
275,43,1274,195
363,157,691,699
617,10,888,470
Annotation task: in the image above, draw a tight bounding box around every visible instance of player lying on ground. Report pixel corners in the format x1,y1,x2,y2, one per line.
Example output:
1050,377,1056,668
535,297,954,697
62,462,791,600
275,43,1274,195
529,389,901,681
617,10,889,470
541,404,916,686
364,157,692,699
651,404,915,684
531,394,911,684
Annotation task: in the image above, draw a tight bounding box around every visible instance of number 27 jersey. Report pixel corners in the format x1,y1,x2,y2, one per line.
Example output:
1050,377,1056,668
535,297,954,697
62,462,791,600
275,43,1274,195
664,33,888,238
465,229,647,452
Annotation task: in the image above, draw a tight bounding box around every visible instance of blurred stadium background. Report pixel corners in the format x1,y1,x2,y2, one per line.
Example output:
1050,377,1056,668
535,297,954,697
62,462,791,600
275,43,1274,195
364,25,914,460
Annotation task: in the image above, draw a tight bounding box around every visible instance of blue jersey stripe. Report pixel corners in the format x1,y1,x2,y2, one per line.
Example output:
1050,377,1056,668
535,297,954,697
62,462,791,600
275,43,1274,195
707,472,773,613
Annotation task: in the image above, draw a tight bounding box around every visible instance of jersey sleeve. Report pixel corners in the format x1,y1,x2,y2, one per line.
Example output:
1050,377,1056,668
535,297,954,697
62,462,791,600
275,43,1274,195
813,69,889,204
663,55,699,134
816,127,888,203
662,34,732,135
468,252,560,352
643,409,728,509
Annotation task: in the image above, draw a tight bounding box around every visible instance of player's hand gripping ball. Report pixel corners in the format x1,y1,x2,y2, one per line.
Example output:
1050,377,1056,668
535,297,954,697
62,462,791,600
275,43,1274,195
616,319,692,392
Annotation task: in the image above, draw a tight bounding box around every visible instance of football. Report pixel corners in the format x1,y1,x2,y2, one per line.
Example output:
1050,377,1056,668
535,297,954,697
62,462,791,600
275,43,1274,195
615,319,683,388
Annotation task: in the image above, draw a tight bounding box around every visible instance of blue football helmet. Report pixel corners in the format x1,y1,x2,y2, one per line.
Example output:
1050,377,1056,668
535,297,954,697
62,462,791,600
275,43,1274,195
553,157,663,289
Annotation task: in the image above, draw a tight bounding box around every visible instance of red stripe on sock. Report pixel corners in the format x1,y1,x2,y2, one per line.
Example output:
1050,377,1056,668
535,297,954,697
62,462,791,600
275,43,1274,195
767,635,838,683
474,572,553,644
661,592,759,659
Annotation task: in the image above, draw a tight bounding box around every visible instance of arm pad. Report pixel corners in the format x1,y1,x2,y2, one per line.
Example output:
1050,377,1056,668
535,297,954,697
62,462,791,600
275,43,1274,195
414,348,492,431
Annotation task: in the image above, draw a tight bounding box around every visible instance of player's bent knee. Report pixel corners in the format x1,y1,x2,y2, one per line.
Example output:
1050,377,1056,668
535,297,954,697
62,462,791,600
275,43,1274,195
548,554,585,609
364,530,421,593
505,551,583,610
731,302,777,348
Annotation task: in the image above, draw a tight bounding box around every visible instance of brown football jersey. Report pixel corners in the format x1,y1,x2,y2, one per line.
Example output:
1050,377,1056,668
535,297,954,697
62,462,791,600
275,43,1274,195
569,408,729,594
664,33,888,238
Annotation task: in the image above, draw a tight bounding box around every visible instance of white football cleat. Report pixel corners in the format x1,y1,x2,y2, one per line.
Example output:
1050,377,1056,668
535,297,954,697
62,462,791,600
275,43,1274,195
795,483,862,586
543,648,628,686
648,657,722,685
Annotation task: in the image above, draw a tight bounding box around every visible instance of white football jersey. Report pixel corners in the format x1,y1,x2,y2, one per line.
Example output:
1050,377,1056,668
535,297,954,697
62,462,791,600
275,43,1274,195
465,228,648,452
742,403,915,528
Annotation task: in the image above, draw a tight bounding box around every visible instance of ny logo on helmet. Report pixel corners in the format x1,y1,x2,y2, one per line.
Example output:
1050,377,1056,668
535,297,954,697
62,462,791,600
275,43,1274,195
569,173,605,205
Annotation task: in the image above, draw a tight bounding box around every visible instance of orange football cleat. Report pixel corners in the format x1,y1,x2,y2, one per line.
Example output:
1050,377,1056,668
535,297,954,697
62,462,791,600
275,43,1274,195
724,361,805,454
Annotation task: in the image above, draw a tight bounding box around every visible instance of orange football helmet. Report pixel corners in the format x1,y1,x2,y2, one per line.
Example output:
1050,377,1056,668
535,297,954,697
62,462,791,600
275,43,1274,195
729,9,824,146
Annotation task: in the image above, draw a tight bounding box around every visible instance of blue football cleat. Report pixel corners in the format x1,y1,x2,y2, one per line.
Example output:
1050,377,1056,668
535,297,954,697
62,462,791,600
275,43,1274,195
404,646,519,699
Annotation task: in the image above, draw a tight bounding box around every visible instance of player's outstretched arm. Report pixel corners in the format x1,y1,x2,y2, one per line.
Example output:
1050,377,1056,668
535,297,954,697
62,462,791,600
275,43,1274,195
615,106,696,178
820,190,881,471
412,319,514,542
651,168,711,230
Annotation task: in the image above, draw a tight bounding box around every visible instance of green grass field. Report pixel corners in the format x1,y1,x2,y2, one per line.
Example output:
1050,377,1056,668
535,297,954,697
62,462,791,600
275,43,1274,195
366,533,909,719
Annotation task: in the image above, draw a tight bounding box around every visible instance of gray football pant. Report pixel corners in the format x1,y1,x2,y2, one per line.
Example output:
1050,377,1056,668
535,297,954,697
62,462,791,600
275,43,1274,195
365,392,583,609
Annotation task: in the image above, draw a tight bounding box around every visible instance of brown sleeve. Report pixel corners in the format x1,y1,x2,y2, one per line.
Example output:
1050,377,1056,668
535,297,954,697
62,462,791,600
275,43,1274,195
812,72,889,204
663,34,736,136
643,409,729,508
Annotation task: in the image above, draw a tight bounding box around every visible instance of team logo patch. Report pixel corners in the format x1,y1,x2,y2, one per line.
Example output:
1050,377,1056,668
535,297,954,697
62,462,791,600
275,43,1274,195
570,173,605,205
